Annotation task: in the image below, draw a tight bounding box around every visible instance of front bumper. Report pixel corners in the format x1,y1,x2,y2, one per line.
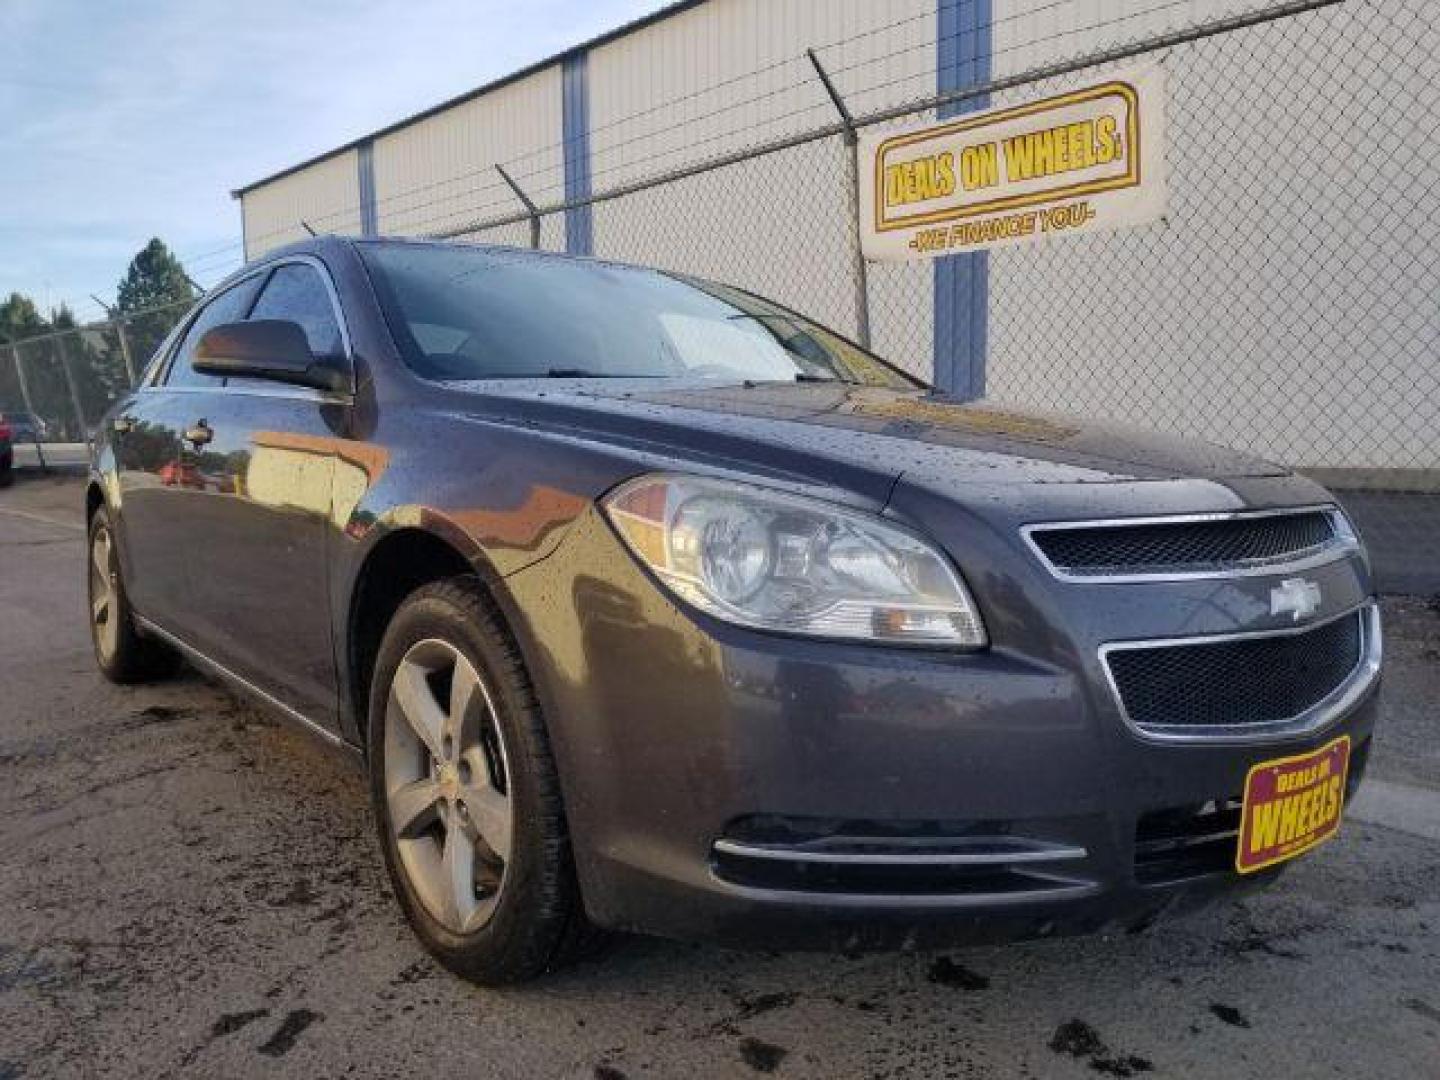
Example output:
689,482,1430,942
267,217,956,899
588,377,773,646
503,507,1381,951
578,716,1376,952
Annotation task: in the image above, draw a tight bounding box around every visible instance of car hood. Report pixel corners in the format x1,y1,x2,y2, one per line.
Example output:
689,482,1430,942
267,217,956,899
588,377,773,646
448,379,1288,504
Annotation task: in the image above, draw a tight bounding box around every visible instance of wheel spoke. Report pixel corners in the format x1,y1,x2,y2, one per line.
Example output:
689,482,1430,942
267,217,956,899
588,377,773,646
389,778,443,838
92,593,110,623
449,659,481,730
461,780,512,863
441,825,477,928
92,531,110,579
390,659,446,760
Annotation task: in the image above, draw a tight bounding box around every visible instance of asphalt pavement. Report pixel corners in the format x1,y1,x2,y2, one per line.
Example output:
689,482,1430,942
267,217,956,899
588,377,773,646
1,474,1436,1079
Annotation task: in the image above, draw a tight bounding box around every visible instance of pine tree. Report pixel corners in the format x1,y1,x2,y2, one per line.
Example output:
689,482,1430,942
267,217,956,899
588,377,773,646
116,239,195,314
0,292,46,342
0,294,44,417
115,238,197,371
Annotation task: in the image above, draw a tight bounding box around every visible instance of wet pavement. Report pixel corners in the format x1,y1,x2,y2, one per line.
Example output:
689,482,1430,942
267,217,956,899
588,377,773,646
1,474,1436,1079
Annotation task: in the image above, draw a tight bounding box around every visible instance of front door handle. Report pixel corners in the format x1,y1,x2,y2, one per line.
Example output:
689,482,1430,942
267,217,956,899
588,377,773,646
112,415,136,435
183,420,213,447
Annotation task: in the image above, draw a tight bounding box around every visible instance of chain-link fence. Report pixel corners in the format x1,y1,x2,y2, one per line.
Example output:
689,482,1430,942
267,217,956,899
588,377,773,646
4,0,1433,588
447,0,1435,591
1,299,191,467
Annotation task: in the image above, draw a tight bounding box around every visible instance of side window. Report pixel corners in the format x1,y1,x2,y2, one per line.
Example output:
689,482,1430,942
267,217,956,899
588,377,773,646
165,276,263,388
247,264,344,359
141,320,187,386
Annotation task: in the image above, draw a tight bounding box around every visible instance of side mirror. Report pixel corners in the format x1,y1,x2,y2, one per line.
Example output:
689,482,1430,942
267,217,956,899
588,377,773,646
192,320,348,393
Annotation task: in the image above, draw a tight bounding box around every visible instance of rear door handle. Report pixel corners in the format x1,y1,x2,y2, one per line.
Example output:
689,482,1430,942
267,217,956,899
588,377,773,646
183,421,213,447
112,415,135,435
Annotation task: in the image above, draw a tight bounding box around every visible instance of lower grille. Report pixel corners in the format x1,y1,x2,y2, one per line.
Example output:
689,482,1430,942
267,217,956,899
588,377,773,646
1135,798,1243,884
712,816,1095,898
1104,608,1369,738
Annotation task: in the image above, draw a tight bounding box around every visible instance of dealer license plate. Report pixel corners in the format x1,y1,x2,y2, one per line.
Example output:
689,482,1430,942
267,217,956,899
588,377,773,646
1235,735,1350,874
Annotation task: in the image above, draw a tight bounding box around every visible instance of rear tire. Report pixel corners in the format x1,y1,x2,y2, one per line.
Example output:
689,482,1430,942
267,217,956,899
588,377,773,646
0,453,12,487
87,506,179,683
367,576,594,984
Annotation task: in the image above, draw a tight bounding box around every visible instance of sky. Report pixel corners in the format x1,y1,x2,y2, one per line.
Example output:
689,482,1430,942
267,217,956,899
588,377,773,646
0,0,669,322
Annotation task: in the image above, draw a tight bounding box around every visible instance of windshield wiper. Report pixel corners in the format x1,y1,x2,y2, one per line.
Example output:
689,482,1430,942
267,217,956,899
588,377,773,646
540,367,845,383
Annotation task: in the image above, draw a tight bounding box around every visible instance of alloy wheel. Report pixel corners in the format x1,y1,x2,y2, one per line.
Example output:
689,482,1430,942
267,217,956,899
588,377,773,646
89,525,119,663
384,638,513,935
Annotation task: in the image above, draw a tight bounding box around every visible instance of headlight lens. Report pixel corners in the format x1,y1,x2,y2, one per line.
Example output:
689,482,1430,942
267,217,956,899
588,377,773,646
603,474,986,647
1328,506,1360,547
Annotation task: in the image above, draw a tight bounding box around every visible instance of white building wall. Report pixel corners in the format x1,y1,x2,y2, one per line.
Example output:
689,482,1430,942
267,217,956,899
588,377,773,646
236,0,941,375
991,0,1221,72
240,150,361,260
373,66,565,239
231,0,1433,469
586,0,936,378
984,0,1439,469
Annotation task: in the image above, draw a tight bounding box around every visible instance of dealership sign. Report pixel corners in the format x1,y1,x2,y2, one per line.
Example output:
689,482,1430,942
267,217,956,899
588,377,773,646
859,65,1166,261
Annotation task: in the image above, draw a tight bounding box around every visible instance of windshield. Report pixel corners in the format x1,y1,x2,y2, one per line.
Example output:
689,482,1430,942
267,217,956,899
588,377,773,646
357,242,920,388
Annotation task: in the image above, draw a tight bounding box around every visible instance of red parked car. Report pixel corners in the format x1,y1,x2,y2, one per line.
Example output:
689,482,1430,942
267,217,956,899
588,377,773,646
0,417,13,487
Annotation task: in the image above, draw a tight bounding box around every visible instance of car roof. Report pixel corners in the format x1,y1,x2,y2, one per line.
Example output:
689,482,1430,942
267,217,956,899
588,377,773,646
216,235,641,295
263,234,600,264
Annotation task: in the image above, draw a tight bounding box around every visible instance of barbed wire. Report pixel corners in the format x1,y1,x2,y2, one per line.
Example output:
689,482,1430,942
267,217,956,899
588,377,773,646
413,0,1339,243
6,0,1356,346
5,0,1433,549
179,0,1289,265
240,0,1319,254
22,0,1315,325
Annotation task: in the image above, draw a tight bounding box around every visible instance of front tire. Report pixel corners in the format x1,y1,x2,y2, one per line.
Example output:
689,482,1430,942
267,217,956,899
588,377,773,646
87,506,179,683
368,576,590,984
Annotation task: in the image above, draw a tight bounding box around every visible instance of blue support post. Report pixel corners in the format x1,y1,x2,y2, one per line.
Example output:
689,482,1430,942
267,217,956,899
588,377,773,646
933,0,992,398
562,52,593,255
357,141,378,236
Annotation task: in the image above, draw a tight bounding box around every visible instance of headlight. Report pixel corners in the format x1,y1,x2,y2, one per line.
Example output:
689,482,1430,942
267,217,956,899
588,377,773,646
1328,506,1360,548
602,474,986,647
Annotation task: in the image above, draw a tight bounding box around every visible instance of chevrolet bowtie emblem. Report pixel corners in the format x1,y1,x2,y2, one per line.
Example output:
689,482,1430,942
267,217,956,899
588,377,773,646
1270,577,1322,622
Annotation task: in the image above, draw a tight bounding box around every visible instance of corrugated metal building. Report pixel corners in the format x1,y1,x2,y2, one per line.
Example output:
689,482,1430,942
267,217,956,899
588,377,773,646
233,0,1438,476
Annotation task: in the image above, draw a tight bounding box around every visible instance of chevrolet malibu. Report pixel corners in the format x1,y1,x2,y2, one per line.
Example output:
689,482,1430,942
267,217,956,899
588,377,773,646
86,237,1381,983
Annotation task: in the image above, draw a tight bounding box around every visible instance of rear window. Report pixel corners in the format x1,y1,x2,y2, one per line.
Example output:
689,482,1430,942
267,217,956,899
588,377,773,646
357,243,918,389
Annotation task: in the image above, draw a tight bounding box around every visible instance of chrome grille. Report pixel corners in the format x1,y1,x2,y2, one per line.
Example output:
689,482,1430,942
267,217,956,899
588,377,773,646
1104,608,1374,740
1027,509,1347,580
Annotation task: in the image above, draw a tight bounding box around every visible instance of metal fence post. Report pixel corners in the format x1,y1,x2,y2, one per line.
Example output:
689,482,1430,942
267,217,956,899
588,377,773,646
807,48,871,350
9,344,48,472
496,164,542,249
114,318,137,387
93,295,138,387
55,332,92,456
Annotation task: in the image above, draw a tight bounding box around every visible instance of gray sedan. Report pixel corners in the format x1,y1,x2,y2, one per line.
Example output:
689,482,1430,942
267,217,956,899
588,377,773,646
84,237,1380,983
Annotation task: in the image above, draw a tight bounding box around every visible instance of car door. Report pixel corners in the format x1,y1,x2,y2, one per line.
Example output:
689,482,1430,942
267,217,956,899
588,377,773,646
171,258,354,729
112,276,264,630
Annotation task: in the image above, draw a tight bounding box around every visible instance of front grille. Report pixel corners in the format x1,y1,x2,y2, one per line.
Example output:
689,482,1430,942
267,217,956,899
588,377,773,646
1106,611,1364,735
1029,510,1339,578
